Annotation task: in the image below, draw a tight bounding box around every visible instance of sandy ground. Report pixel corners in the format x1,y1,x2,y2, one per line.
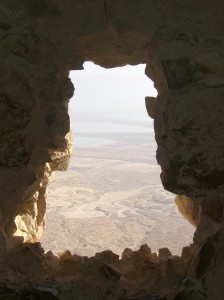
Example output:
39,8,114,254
40,132,194,257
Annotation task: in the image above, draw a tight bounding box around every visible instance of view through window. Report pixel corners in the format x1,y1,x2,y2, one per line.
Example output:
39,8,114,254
40,62,193,256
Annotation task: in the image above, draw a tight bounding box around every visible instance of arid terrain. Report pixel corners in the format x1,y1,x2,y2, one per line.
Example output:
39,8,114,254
40,131,194,257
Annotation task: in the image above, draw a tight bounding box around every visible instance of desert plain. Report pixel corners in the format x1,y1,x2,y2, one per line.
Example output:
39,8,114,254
40,130,194,257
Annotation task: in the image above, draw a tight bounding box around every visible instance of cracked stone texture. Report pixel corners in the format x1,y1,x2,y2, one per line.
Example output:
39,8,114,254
0,0,224,299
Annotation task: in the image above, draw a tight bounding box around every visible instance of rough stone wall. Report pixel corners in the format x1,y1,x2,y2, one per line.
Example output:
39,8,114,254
0,0,224,299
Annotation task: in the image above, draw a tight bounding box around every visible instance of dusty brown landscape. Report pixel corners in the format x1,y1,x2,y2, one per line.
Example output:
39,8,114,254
40,132,194,257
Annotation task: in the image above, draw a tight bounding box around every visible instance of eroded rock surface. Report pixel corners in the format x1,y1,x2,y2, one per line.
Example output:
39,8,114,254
0,242,198,300
0,0,224,299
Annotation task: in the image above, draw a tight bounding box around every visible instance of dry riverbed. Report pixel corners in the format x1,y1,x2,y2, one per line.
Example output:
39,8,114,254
40,132,194,257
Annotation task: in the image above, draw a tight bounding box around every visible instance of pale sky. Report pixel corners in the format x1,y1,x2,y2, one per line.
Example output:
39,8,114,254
69,62,157,121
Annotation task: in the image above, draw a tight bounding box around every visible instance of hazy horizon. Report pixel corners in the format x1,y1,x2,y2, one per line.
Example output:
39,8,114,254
69,62,157,129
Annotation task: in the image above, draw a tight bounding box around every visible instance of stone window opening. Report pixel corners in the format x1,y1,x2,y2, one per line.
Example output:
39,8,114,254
38,62,194,257
0,2,222,298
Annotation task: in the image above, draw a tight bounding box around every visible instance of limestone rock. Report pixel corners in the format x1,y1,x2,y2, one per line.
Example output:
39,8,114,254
104,264,121,279
7,243,44,274
121,248,133,260
0,286,59,300
49,131,73,172
145,96,157,119
158,248,172,258
175,195,200,227
0,0,224,299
